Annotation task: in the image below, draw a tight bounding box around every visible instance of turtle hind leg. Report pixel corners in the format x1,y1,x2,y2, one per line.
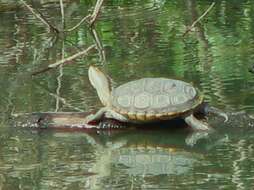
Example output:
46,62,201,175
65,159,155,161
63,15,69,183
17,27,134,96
199,103,228,122
184,114,211,131
184,114,214,146
207,106,228,122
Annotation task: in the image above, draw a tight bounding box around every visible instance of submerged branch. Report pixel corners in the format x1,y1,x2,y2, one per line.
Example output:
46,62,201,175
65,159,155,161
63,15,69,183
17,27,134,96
20,0,104,34
59,0,65,29
32,80,86,112
183,2,215,37
32,67,52,75
49,91,85,112
32,44,96,75
91,27,106,64
20,0,59,33
65,15,91,32
66,0,104,32
48,44,96,68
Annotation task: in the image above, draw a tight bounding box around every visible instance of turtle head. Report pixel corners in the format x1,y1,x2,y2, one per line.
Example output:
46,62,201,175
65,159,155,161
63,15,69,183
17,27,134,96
88,66,112,107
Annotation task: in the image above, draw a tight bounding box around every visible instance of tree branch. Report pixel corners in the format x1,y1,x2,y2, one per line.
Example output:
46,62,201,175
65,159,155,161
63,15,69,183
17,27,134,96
48,44,96,68
32,44,96,75
20,0,59,33
65,15,91,32
183,2,215,37
89,0,104,26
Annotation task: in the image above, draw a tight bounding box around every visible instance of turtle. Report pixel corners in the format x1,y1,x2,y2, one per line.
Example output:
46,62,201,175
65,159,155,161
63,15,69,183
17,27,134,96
85,66,227,131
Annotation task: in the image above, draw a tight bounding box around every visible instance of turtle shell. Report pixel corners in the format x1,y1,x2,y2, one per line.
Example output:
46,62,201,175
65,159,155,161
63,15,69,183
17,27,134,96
111,78,203,121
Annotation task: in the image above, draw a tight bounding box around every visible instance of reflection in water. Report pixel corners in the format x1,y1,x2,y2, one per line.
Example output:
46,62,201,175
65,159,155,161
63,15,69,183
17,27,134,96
231,140,247,190
0,126,205,189
88,134,199,189
2,117,254,189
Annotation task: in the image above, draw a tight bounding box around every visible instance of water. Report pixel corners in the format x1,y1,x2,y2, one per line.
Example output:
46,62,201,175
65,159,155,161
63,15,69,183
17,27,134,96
1,0,254,189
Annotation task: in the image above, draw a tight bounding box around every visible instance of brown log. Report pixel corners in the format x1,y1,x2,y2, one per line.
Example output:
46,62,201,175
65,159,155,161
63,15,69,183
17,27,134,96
11,112,97,129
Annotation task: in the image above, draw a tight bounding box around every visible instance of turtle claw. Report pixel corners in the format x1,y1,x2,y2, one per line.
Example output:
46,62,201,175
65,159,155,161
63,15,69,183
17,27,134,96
98,120,125,129
221,112,228,123
209,107,228,123
98,122,112,129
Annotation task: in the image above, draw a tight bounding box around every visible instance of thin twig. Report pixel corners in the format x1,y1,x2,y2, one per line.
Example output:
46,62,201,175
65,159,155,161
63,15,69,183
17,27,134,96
32,67,52,75
59,0,65,29
48,44,96,68
36,82,86,112
65,15,91,32
55,35,65,112
20,0,59,33
32,44,96,75
91,27,106,64
49,92,85,112
183,2,215,37
65,0,104,32
55,65,63,112
89,0,104,26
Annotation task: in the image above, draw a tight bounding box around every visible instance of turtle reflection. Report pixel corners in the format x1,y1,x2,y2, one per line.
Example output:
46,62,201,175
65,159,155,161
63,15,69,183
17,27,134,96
84,128,204,180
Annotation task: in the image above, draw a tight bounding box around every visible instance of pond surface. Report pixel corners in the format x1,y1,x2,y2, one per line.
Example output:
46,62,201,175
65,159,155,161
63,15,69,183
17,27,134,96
1,0,254,189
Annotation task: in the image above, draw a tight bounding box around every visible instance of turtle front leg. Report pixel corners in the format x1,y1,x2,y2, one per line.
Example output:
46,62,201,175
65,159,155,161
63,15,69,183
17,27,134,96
85,107,109,124
184,114,211,131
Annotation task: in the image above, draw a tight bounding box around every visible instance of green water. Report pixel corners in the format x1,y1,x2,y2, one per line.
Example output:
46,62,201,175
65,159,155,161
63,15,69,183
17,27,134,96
1,0,254,189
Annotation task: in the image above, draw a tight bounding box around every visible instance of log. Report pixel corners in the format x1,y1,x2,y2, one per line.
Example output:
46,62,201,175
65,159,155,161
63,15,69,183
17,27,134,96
11,112,96,130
